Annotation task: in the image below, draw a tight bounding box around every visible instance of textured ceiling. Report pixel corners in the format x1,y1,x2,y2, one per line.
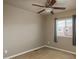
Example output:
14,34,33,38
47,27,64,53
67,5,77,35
4,0,76,14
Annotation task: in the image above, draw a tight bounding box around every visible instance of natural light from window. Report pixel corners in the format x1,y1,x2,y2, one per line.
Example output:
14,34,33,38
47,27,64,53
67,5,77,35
56,17,73,38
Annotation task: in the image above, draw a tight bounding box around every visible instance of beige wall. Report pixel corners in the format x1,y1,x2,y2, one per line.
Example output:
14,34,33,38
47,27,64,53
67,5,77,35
3,3,45,57
45,9,76,52
3,2,76,58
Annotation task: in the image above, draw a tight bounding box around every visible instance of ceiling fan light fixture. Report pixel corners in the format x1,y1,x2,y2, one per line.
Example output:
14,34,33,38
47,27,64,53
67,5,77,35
45,8,52,13
32,0,66,14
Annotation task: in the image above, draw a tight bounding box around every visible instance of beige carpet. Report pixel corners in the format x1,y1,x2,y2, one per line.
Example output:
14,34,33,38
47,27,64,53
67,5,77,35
11,47,76,59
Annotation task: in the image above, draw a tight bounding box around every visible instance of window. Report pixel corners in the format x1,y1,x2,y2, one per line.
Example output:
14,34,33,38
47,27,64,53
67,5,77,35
54,15,76,46
56,17,73,38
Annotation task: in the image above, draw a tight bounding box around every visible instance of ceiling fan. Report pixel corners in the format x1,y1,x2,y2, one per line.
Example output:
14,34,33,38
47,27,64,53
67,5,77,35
32,0,66,14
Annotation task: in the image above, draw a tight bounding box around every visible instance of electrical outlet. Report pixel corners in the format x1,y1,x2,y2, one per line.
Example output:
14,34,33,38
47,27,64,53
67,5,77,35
4,50,8,54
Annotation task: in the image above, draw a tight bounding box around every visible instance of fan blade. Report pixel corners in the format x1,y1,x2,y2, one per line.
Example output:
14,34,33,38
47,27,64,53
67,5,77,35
46,0,56,6
37,9,45,14
51,11,54,15
32,4,45,7
50,0,56,6
52,7,66,9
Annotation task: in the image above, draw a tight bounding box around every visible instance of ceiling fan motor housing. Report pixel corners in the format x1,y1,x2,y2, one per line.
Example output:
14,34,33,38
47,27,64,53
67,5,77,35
45,8,52,12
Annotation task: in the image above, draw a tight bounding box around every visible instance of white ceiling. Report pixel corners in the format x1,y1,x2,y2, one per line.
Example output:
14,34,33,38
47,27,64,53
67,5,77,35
4,0,76,14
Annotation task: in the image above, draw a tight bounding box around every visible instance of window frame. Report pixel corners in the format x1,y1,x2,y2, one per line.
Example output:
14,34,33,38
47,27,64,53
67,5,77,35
54,15,76,46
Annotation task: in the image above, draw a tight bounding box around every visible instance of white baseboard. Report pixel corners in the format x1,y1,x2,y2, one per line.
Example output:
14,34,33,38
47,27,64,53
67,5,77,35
4,45,76,59
4,45,45,59
44,45,76,55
